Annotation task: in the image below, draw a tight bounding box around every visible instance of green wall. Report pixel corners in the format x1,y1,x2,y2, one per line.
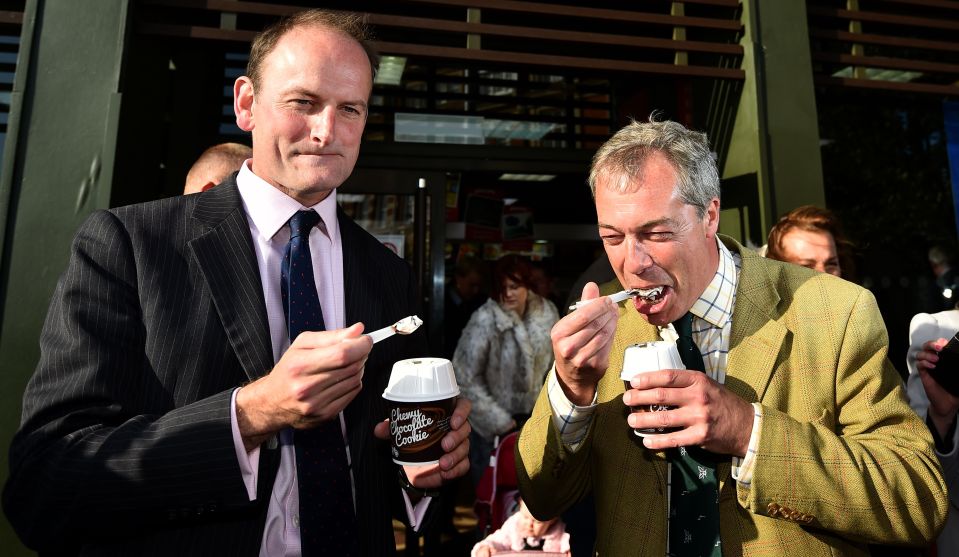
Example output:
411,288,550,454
723,0,825,240
0,1,128,553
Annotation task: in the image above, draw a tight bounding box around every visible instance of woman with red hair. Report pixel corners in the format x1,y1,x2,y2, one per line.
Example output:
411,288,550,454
453,254,559,484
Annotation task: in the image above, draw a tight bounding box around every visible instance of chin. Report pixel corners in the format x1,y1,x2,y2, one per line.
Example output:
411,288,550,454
643,314,671,327
645,304,683,327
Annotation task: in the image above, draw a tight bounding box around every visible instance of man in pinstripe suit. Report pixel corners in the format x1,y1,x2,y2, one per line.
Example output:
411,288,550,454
3,10,470,556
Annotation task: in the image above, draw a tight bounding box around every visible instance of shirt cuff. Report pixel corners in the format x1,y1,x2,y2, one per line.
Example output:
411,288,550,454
401,490,433,532
731,402,763,485
546,366,598,452
230,387,260,500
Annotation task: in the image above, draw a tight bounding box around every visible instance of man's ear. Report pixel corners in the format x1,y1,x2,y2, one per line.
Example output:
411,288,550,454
704,197,721,239
234,76,255,132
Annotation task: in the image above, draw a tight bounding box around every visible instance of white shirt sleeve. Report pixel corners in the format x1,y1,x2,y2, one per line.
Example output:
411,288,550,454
731,402,763,485
545,366,599,452
230,388,260,500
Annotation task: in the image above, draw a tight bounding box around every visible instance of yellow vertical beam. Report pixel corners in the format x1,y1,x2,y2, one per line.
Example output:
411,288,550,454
467,8,481,50
847,0,866,79
464,9,481,112
672,2,688,66
723,0,825,238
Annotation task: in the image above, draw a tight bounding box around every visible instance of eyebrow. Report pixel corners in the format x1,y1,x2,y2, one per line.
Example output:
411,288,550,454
282,87,318,99
282,88,368,109
598,217,676,233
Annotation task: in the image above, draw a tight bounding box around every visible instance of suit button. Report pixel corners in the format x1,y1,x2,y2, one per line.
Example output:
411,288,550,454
788,510,802,521
802,514,814,524
766,503,781,517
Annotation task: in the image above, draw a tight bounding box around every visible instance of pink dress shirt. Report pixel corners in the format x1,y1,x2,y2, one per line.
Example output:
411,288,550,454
227,161,429,556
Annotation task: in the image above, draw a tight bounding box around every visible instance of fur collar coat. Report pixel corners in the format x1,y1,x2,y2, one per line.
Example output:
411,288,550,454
452,292,559,440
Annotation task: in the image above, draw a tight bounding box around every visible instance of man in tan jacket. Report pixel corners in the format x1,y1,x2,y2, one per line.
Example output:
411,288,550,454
517,119,947,556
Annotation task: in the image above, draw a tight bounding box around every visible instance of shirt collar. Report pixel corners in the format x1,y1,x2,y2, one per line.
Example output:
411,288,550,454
235,160,339,242
688,237,739,328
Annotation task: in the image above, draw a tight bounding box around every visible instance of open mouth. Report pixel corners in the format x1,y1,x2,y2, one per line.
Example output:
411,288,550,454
627,286,665,303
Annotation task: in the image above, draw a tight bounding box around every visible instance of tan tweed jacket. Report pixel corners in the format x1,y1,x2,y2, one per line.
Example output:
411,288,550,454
517,237,947,556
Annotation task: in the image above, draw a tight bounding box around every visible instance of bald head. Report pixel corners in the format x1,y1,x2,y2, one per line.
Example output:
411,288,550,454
184,142,252,194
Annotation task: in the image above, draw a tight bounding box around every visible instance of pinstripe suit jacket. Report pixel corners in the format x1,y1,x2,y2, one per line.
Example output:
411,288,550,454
517,237,948,556
3,179,424,555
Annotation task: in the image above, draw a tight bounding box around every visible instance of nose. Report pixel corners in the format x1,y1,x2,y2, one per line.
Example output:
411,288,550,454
624,237,654,275
310,106,336,146
812,262,826,273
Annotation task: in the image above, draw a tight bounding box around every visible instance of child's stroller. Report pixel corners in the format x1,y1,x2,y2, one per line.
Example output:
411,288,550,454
474,431,521,537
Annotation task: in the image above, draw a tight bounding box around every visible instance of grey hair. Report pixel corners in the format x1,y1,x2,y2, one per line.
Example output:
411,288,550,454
588,117,720,216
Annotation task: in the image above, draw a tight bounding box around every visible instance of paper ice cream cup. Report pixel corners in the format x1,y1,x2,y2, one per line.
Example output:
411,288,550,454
382,358,460,465
620,341,684,437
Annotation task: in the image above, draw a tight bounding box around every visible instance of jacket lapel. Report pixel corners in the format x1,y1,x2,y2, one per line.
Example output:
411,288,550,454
338,208,377,462
722,238,788,405
188,181,274,382
340,206,371,330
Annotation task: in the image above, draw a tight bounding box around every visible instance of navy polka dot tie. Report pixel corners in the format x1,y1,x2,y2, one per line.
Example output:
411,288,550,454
281,210,358,556
669,312,720,557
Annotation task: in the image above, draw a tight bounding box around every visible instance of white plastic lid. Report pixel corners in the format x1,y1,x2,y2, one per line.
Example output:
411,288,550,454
382,357,460,402
620,340,684,380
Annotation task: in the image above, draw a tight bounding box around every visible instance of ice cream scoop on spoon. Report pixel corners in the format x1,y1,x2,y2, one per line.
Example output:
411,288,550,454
567,286,665,312
366,315,423,344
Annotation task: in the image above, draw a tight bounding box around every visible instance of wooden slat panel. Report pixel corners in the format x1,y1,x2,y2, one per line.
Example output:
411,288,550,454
372,40,746,80
144,0,742,31
136,23,744,80
812,52,959,74
143,0,740,149
0,10,23,25
141,0,742,53
809,28,959,54
138,22,255,42
878,0,959,10
807,6,959,31
815,75,959,95
402,0,743,31
142,0,295,17
808,0,959,95
365,14,744,55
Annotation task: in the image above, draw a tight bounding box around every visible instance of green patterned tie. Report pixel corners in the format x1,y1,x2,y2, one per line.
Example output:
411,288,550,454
669,312,721,557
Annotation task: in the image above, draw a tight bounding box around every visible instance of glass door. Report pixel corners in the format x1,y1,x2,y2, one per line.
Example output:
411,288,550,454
339,169,447,354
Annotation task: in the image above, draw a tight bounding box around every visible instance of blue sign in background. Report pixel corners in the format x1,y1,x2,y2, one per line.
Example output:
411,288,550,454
945,101,959,240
